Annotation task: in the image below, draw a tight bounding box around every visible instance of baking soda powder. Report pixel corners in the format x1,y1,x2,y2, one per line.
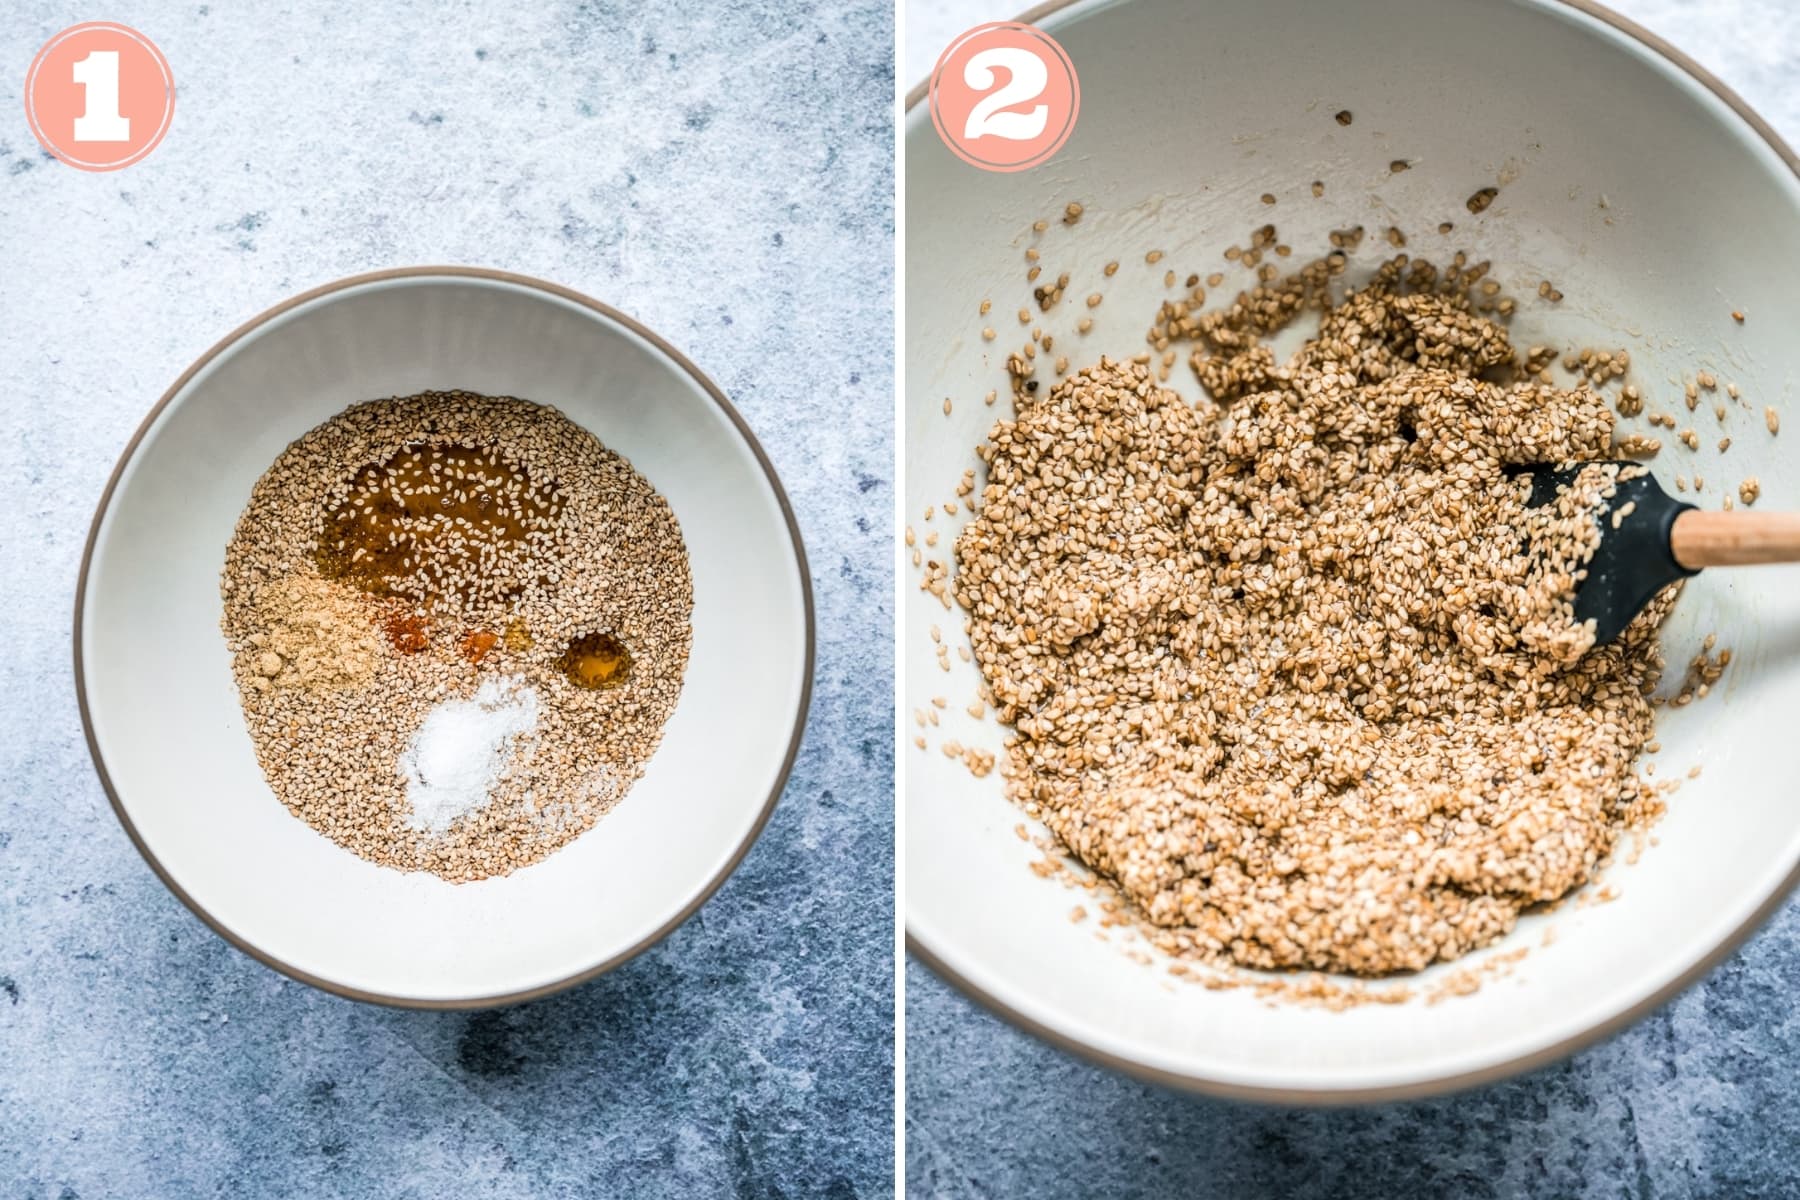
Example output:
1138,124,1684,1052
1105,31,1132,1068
398,676,540,834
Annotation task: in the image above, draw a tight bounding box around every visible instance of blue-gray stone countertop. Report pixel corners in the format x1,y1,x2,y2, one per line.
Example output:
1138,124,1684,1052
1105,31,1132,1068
906,1,1800,1197
0,2,893,1197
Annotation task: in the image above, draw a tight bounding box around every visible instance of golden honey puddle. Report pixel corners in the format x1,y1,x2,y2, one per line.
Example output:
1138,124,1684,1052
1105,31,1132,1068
316,442,564,605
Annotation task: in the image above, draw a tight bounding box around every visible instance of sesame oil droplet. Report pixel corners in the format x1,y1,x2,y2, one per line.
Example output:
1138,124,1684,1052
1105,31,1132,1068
559,632,631,690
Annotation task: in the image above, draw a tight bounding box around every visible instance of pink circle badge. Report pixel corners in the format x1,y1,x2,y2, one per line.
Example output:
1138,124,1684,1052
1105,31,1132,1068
929,22,1080,173
24,22,175,172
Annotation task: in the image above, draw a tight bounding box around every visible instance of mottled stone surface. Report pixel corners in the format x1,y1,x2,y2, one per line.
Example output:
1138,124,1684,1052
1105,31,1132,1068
0,2,892,1196
906,2,1800,1196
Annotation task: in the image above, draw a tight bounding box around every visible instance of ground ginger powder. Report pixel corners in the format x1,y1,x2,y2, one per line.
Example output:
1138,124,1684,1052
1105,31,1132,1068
240,573,383,694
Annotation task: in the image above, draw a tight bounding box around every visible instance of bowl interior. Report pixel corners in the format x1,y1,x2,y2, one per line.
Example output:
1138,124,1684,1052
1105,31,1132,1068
906,0,1800,1097
80,273,809,1005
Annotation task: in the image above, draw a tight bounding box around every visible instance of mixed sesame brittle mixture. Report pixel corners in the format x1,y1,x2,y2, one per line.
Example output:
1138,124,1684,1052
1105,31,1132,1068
955,256,1671,974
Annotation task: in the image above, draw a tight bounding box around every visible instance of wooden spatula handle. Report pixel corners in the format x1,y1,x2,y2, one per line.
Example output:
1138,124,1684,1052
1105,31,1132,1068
1671,509,1800,568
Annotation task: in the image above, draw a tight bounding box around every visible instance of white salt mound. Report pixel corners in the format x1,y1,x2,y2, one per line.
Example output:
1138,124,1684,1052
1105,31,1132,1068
399,675,540,834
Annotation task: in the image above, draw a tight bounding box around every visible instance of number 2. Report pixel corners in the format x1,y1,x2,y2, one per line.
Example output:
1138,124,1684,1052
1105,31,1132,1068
72,50,130,142
962,47,1048,142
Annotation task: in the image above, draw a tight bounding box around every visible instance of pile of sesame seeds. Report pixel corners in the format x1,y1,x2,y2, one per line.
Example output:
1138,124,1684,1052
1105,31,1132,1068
222,391,692,882
953,255,1675,975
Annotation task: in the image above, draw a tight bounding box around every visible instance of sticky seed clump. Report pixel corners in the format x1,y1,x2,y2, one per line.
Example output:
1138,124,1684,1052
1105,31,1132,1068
954,255,1671,975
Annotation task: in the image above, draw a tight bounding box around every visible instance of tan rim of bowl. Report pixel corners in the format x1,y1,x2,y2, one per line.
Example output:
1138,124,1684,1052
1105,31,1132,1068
904,0,1800,1103
73,265,816,1010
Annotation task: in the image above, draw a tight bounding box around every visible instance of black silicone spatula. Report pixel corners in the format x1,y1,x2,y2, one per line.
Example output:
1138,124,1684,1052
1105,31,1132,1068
1524,462,1800,646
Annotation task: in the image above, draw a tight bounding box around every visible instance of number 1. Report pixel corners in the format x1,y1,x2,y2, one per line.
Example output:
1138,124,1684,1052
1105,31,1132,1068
72,50,130,142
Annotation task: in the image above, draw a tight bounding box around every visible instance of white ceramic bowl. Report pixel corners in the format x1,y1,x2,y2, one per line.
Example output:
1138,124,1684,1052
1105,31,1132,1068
77,268,812,1007
906,0,1800,1099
